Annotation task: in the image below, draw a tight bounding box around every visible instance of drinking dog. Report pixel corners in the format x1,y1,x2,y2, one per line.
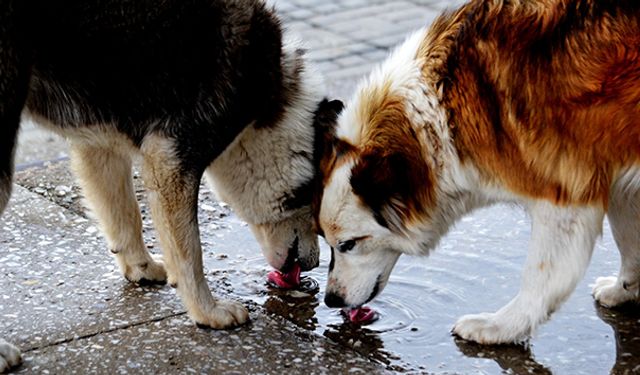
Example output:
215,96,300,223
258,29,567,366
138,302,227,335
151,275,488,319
317,0,640,345
0,0,341,370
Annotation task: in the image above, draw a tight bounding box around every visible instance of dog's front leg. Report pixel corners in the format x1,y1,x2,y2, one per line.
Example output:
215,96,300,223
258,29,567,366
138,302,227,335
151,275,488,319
70,142,167,284
141,135,249,328
453,201,604,344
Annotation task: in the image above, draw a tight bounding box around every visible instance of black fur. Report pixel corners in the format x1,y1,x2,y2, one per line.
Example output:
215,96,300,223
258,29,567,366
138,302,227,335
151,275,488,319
328,247,335,272
0,0,30,212
310,98,344,236
282,177,314,212
280,235,299,274
0,0,295,182
312,99,345,171
282,98,344,213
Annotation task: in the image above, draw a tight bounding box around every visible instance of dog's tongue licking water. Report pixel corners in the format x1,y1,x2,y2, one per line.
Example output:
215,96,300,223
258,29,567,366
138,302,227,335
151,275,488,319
267,262,302,289
268,265,376,323
347,306,377,324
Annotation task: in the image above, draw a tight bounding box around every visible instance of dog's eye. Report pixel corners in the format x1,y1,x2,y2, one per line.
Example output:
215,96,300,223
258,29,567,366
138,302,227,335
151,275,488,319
337,239,356,253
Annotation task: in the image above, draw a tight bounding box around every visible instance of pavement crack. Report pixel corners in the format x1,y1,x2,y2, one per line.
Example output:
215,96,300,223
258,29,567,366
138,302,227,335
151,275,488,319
21,311,187,353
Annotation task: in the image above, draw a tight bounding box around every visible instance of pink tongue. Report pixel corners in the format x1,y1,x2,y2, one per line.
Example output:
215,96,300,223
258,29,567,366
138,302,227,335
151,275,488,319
347,306,377,324
267,263,302,289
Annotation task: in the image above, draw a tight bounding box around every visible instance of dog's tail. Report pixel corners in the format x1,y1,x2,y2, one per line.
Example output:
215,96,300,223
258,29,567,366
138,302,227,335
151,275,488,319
0,0,30,213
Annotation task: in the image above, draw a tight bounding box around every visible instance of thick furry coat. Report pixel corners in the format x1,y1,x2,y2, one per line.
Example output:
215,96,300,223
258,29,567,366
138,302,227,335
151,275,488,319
0,0,334,370
318,0,640,345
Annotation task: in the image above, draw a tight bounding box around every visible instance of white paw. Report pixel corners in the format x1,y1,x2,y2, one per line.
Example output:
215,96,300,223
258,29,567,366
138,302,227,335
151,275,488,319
194,299,250,329
123,254,167,284
592,276,637,307
453,312,530,345
0,339,22,373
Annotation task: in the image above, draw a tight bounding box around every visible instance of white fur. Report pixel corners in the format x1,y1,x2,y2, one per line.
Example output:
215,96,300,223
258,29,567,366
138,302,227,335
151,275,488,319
206,42,323,223
338,28,430,145
322,28,474,306
453,202,604,344
321,26,640,345
593,168,640,306
206,36,324,270
323,27,480,252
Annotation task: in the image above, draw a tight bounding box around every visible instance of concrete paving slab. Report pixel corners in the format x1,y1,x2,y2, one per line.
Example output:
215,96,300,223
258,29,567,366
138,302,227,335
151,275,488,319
0,185,182,352
17,304,383,374
7,157,640,374
8,1,636,374
15,119,67,167
1,184,386,374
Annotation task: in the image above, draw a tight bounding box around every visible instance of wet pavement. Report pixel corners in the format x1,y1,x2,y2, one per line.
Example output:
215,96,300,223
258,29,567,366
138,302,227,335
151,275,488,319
3,161,640,374
229,203,640,374
5,0,640,374
1,176,385,374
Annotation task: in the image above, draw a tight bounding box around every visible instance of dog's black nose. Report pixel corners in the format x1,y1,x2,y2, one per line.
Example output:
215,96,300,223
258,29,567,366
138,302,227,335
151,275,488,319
324,292,346,308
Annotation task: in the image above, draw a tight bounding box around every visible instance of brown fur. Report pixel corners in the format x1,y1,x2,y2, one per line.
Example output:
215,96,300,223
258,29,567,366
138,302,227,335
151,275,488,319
316,83,437,234
350,86,436,232
317,1,640,344
141,134,249,328
313,138,356,236
420,0,640,207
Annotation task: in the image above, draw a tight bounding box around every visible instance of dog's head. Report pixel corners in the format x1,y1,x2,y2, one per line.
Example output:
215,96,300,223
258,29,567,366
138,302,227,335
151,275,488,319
252,98,345,273
246,206,317,272
317,83,439,308
207,96,344,274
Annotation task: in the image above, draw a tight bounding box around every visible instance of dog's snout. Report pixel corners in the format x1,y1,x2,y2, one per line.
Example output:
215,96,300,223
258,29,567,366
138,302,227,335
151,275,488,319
324,292,346,308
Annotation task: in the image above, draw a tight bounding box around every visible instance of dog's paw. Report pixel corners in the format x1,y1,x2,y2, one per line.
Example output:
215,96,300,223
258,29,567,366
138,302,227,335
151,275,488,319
453,312,529,345
194,299,250,329
592,276,637,307
123,254,167,285
0,339,22,373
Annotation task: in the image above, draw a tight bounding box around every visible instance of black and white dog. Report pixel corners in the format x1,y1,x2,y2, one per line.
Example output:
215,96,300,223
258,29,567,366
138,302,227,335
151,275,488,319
0,0,341,370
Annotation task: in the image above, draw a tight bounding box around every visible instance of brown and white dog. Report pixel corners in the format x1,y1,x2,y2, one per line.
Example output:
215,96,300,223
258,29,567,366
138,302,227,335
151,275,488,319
317,0,640,345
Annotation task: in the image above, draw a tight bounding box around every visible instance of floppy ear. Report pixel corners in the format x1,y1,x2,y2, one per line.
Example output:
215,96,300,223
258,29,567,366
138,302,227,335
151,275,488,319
312,99,343,154
313,99,344,130
281,99,344,213
311,98,345,236
350,147,433,235
312,98,344,174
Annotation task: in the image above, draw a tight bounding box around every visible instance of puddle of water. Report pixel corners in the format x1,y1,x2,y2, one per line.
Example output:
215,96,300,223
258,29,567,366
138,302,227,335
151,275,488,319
14,162,636,373
202,204,640,374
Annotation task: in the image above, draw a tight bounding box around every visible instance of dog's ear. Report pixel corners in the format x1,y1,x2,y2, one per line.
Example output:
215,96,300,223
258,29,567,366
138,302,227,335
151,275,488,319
312,98,345,178
350,147,433,236
312,99,344,142
314,99,344,126
311,98,345,236
311,98,345,172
